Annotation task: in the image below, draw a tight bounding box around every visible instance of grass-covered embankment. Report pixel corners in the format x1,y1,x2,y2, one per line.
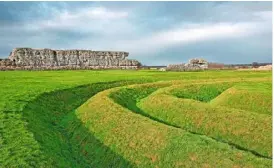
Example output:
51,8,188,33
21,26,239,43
137,81,272,158
76,80,272,167
0,70,272,167
210,82,272,115
22,81,145,167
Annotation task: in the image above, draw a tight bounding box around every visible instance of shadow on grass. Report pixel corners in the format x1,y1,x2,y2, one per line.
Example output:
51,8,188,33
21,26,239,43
109,87,181,129
22,80,146,167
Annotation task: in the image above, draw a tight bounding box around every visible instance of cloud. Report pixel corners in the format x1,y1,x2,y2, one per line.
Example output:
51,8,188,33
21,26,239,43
24,6,130,33
253,11,272,21
0,2,272,65
73,20,268,57
127,22,257,50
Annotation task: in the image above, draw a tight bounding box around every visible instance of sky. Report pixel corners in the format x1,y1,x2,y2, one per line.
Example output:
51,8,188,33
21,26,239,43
0,1,272,65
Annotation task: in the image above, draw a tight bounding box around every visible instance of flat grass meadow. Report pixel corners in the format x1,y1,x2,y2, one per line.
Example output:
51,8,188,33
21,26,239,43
0,70,272,167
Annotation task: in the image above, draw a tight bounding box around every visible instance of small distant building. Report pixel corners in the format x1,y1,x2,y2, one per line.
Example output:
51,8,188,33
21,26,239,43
159,68,166,71
141,65,167,70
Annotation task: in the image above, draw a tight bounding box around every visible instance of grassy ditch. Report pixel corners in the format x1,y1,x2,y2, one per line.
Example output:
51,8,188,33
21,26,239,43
106,82,271,167
7,80,143,167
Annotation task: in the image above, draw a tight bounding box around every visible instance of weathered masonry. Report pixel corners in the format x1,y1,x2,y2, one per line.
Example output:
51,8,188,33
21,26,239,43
0,48,141,70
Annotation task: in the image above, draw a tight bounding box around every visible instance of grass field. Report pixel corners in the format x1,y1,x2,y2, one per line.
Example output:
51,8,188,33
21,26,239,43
0,70,272,167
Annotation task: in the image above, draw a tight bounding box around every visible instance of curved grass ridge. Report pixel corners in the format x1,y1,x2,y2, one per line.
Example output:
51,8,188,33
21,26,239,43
18,80,147,167
3,77,271,167
137,82,272,158
109,80,272,157
170,83,233,102
74,79,272,167
210,82,272,115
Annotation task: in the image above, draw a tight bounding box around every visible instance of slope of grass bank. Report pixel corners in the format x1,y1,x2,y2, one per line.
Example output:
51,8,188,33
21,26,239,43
138,81,272,158
0,70,272,167
78,80,271,167
22,81,144,167
210,82,272,115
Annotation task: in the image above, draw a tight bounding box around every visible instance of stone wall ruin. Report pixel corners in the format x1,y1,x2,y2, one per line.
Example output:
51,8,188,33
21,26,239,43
0,48,141,70
167,58,208,71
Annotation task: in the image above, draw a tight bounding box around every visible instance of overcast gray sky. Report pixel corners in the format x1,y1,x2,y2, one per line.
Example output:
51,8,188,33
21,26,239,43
0,1,272,65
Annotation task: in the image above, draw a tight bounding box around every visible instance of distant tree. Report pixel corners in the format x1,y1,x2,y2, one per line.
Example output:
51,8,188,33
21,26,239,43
252,62,259,68
137,62,142,68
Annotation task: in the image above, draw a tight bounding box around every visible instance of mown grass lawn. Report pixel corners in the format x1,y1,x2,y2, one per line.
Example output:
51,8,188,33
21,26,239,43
0,70,272,167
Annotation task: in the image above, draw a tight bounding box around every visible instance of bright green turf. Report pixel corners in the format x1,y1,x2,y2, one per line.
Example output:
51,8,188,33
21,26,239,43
0,70,272,167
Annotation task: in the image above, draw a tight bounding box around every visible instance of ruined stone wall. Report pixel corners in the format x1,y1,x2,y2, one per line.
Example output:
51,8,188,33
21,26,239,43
1,48,141,70
166,58,208,71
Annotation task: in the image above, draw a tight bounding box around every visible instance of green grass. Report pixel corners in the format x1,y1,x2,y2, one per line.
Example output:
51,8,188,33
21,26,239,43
0,70,272,167
170,82,233,102
79,81,271,167
138,82,272,157
110,81,272,158
22,81,141,167
211,82,272,115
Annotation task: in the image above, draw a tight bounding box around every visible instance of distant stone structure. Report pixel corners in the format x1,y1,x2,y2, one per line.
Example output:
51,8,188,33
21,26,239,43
167,58,208,71
0,48,141,70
